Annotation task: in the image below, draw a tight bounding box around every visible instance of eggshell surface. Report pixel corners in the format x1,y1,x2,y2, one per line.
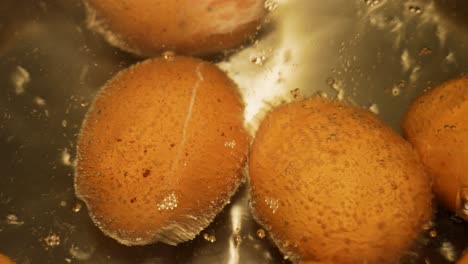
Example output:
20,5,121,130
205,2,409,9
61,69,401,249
85,0,266,56
75,56,249,245
403,76,468,216
249,98,433,263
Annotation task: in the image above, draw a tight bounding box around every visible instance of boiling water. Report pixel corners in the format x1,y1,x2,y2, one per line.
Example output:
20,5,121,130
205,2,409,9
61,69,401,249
1,0,468,263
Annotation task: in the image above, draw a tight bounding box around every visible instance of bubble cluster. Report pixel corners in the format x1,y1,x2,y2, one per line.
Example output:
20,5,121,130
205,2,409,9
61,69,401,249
364,0,381,7
44,233,61,248
203,233,217,243
264,0,278,11
440,241,456,262
157,192,178,211
408,5,422,14
264,197,279,214
224,140,237,149
5,214,24,226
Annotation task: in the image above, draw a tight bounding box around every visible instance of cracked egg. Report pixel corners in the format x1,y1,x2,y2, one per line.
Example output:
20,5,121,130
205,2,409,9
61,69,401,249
74,56,249,246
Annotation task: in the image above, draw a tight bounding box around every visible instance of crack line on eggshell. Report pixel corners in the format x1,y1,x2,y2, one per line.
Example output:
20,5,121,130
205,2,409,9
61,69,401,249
169,62,205,182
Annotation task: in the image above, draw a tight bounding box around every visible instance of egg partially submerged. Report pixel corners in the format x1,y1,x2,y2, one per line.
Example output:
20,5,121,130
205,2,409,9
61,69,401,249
84,0,266,56
75,56,249,245
249,98,433,263
403,76,468,220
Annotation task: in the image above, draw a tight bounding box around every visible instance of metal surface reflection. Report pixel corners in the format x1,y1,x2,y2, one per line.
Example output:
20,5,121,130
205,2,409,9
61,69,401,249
0,0,468,263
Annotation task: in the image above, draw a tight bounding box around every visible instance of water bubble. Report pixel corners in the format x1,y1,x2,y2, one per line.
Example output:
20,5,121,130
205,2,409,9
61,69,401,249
419,47,432,56
264,0,278,11
44,233,61,248
263,251,273,260
256,229,266,239
408,6,422,14
422,221,434,230
234,234,242,247
429,230,437,238
439,241,456,262
61,148,73,166
326,78,345,101
11,65,30,95
334,91,345,101
326,134,337,142
34,97,46,106
6,214,24,225
69,245,94,260
264,197,279,213
250,55,267,66
157,192,178,211
73,203,82,213
446,52,456,64
203,233,216,243
461,202,468,219
397,80,407,89
224,140,236,149
369,104,379,114
290,88,304,101
163,51,176,61
458,188,468,220
392,87,401,96
364,0,381,7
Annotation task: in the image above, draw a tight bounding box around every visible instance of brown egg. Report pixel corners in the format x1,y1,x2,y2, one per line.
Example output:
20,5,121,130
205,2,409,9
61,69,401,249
459,252,468,264
249,98,433,263
75,56,249,245
0,254,14,264
403,76,468,218
84,0,265,57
